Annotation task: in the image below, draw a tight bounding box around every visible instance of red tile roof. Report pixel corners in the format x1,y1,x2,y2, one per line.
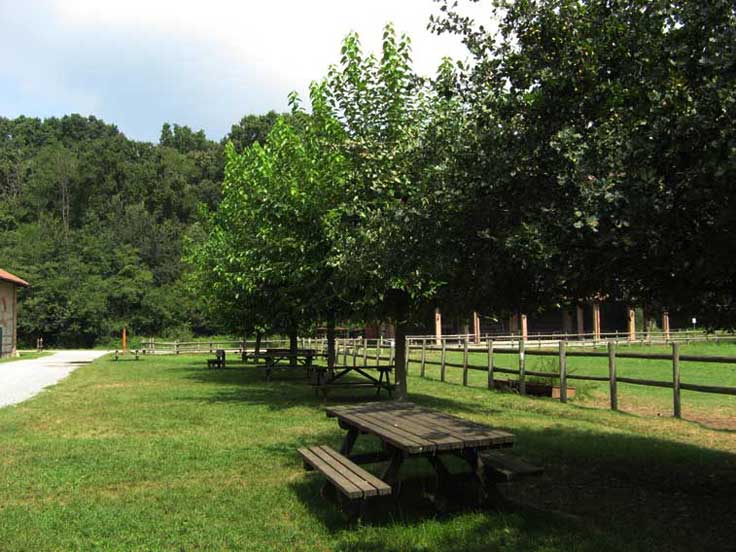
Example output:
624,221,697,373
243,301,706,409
0,269,29,287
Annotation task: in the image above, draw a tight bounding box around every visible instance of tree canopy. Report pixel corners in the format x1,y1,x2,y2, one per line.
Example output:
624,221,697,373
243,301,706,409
432,0,736,323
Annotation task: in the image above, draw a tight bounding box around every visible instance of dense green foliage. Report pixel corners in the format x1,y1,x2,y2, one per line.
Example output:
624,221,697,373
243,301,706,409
431,0,736,323
0,113,284,346
194,5,736,395
189,26,474,395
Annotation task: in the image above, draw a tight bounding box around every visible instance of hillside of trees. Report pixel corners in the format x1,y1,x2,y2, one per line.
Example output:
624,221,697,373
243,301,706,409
0,113,284,347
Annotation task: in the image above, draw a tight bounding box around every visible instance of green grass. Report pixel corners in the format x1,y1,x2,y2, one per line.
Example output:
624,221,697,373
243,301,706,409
408,341,736,428
0,352,734,550
0,351,52,363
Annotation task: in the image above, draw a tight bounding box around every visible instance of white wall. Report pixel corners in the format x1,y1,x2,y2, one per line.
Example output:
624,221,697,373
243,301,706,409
0,281,17,357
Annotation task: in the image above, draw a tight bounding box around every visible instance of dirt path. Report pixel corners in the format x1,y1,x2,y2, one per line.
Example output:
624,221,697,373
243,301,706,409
0,350,108,408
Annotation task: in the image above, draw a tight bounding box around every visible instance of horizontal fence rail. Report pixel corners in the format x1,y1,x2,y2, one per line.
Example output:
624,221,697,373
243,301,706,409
407,330,736,349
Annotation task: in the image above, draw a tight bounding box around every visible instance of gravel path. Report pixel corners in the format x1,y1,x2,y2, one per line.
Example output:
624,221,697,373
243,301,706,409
0,350,109,409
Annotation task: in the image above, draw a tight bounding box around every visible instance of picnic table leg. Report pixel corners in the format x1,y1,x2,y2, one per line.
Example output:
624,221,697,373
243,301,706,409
426,455,453,510
375,369,393,398
427,455,451,487
462,448,504,508
380,447,404,493
305,356,313,378
339,427,359,456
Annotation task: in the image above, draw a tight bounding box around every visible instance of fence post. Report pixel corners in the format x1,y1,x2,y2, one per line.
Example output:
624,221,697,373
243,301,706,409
175,340,180,355
440,338,447,382
672,342,681,418
608,341,618,411
559,340,567,403
363,337,368,367
352,338,357,368
463,336,469,386
377,340,382,367
420,338,426,377
487,339,494,390
518,337,526,395
209,340,213,354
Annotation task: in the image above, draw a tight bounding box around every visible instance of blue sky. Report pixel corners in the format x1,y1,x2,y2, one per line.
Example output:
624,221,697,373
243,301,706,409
1,0,484,143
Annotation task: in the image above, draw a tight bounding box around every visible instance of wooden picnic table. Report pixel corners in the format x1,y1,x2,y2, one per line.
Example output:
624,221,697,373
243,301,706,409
254,348,318,381
312,363,394,397
325,401,515,505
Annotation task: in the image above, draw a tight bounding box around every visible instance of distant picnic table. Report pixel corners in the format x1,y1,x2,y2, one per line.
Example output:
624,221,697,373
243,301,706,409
312,363,394,397
252,348,318,381
299,402,519,518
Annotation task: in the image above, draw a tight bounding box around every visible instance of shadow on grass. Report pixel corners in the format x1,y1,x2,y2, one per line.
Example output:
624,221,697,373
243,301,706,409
178,357,735,549
689,419,736,434
179,362,396,410
290,468,622,551
290,421,735,551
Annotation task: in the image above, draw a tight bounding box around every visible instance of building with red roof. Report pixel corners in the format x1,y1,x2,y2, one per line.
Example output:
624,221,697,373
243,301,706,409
0,269,29,358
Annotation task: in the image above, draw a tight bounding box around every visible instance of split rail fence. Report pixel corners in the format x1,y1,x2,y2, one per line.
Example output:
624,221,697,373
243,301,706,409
141,333,735,418
405,336,736,418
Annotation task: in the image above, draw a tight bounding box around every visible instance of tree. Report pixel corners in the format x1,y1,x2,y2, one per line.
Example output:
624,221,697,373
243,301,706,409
297,26,473,397
188,109,351,355
432,0,736,325
225,111,284,153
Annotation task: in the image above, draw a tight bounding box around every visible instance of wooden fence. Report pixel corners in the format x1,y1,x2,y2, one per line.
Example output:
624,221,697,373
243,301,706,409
141,334,735,418
143,329,729,355
142,336,396,363
406,337,736,418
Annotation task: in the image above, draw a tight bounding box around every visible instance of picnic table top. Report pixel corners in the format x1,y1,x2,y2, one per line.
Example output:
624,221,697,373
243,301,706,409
253,348,318,356
326,402,514,454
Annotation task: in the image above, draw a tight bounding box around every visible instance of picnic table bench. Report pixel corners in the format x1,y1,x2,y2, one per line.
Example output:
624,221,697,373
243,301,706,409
299,402,535,519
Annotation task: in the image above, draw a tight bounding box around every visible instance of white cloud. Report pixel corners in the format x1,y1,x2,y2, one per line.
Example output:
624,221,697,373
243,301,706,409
3,0,494,140
52,0,475,83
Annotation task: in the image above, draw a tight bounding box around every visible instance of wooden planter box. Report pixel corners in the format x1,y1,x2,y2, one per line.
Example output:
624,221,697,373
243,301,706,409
492,379,575,399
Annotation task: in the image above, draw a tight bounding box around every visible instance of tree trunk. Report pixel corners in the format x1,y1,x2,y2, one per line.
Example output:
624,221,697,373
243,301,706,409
289,327,298,354
394,319,408,400
255,331,262,354
327,316,336,376
60,176,70,236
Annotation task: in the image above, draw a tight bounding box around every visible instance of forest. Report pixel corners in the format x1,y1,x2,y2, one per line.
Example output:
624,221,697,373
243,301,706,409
0,112,285,346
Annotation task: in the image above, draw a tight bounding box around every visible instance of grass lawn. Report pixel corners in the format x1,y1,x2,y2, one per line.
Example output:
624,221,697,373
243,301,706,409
0,351,52,363
0,352,734,550
408,341,736,430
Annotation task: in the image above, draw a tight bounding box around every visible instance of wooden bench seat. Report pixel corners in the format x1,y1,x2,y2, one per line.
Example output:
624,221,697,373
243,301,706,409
298,445,392,500
480,451,544,482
